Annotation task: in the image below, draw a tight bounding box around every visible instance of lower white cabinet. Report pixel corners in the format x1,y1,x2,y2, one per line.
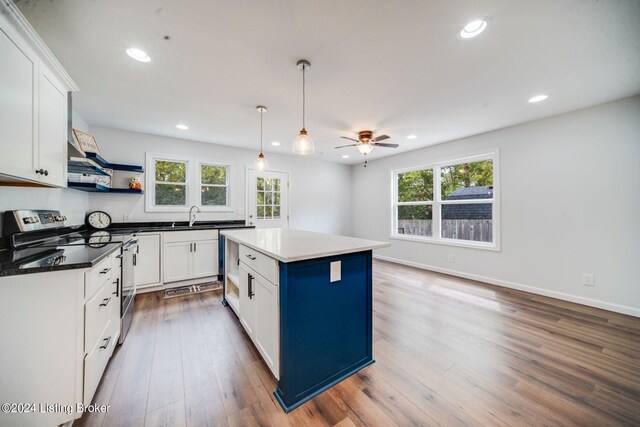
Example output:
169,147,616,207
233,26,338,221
238,257,279,379
136,233,162,287
163,230,218,283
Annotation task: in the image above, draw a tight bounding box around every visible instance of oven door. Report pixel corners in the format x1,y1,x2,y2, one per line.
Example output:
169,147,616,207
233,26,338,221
119,238,138,343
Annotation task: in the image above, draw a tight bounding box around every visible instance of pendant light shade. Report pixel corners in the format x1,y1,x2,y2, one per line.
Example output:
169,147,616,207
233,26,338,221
293,59,314,155
255,106,269,171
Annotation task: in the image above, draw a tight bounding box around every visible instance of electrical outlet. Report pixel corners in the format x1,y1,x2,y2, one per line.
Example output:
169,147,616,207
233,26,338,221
124,213,132,221
330,261,341,282
448,254,455,263
581,273,595,287
237,208,244,215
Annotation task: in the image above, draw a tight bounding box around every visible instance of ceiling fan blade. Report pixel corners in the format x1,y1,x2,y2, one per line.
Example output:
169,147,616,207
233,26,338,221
334,144,358,149
373,135,390,142
373,143,399,148
340,136,359,142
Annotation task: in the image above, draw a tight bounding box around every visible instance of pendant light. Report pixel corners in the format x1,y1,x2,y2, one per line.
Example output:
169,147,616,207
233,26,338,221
255,106,269,171
293,59,314,155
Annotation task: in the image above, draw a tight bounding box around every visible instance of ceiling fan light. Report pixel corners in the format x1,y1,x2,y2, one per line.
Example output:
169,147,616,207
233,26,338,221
357,144,373,155
255,152,268,171
293,129,315,155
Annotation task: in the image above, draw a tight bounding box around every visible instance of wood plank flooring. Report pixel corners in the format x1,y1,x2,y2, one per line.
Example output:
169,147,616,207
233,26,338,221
75,259,640,426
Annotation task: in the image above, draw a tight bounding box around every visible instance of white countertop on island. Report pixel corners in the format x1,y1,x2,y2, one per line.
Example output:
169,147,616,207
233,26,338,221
220,228,389,263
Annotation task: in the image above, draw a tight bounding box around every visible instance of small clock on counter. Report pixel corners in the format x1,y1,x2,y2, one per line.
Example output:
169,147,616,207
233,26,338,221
86,211,112,229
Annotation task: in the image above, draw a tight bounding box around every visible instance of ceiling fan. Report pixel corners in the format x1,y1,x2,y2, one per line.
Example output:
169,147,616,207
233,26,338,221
335,130,399,166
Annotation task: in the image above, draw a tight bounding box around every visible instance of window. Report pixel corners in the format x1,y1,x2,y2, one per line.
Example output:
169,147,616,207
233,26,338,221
153,158,189,207
256,177,282,219
392,152,498,249
146,154,232,212
200,163,229,207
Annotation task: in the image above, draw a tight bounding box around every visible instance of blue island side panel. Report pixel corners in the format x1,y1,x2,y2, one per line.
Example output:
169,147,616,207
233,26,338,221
275,250,373,412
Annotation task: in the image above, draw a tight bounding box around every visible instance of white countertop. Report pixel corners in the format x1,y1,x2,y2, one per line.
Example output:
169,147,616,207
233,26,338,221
220,228,390,263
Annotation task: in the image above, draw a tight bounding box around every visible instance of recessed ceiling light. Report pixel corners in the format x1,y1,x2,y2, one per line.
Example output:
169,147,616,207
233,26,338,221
528,94,549,103
407,134,417,140
460,19,487,39
126,48,151,62
175,124,189,130
271,141,281,146
342,155,350,159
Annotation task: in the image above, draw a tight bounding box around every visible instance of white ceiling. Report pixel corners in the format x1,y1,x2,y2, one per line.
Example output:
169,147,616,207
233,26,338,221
17,0,640,165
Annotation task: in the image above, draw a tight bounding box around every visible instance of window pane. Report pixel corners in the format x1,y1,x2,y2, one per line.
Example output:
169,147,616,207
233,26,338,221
274,179,281,191
265,192,272,205
273,206,281,218
257,191,264,204
155,183,186,205
257,206,264,218
265,206,272,218
441,203,493,242
397,205,432,237
397,169,433,202
441,160,493,200
257,178,264,190
201,186,226,206
265,178,273,191
155,160,186,183
201,164,226,185
274,192,280,205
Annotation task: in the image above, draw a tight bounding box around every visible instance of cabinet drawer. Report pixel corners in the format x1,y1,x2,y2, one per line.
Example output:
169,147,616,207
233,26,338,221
85,278,119,354
163,229,218,243
83,318,118,405
85,251,117,298
240,244,278,285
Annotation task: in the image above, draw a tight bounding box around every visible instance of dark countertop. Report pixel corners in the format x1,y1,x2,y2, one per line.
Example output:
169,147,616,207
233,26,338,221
0,243,121,277
0,220,253,277
108,220,252,234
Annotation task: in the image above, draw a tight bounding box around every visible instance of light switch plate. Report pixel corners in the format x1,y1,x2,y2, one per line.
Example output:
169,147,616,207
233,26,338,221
330,261,341,283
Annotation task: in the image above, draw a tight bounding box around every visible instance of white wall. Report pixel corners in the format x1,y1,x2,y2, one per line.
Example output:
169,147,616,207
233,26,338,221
0,109,90,231
87,127,352,235
351,96,640,316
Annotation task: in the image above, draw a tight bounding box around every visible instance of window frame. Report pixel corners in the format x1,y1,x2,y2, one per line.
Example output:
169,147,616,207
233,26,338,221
145,154,233,212
390,150,500,251
198,161,232,211
146,154,192,212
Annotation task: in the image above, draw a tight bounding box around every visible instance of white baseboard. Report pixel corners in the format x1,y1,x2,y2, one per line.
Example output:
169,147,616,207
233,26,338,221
373,254,640,318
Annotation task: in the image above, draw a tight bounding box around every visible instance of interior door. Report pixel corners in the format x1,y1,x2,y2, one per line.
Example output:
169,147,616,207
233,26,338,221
247,168,289,228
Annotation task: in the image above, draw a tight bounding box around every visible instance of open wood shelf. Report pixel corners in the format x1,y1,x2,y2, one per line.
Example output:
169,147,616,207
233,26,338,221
67,182,144,194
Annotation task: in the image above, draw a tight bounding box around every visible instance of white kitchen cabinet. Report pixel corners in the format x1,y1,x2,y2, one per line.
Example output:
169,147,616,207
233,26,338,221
0,19,37,182
239,263,256,338
163,241,192,283
136,233,162,287
236,244,279,379
163,230,218,283
253,270,279,378
192,239,218,277
0,2,76,187
37,66,68,187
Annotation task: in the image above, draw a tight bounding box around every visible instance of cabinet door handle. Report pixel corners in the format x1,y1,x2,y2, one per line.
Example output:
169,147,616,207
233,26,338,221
194,242,197,252
100,336,111,349
248,273,255,299
44,169,49,176
112,278,120,296
100,267,112,274
100,297,112,307
189,243,193,252
245,254,256,261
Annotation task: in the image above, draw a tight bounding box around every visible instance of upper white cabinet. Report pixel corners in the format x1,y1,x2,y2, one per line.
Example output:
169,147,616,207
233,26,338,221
0,2,77,187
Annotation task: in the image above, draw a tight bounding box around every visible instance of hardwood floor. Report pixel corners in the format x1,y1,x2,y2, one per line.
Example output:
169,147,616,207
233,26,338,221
76,259,640,426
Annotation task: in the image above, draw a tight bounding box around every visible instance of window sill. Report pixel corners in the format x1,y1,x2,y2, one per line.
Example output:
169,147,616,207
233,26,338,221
389,234,501,251
199,206,234,212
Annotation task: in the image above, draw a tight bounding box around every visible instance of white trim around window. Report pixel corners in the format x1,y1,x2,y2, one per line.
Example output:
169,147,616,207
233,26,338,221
145,153,233,212
390,150,501,251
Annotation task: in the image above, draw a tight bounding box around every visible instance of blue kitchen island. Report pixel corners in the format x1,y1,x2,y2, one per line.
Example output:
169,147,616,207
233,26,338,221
220,228,389,412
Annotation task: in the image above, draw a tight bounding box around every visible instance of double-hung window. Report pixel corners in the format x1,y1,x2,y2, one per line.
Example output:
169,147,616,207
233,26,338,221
146,154,232,212
392,152,498,249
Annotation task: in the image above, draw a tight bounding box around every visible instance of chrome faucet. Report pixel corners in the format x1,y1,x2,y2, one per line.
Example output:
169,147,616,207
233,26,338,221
189,205,200,227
